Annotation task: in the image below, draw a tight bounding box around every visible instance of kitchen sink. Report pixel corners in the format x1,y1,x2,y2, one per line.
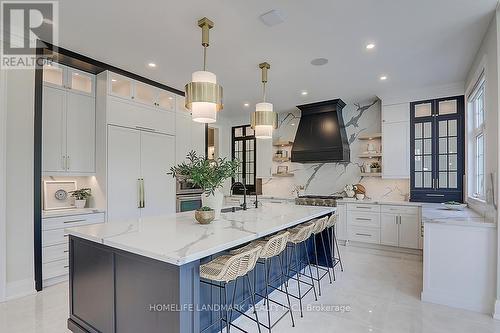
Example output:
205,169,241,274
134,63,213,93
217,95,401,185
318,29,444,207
221,206,243,213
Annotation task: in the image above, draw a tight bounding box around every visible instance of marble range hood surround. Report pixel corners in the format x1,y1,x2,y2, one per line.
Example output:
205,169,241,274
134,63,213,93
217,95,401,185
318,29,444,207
291,99,350,163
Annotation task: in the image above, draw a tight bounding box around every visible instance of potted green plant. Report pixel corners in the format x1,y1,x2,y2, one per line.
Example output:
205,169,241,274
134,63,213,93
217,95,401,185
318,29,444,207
169,151,239,219
69,188,91,209
194,206,215,224
370,161,381,173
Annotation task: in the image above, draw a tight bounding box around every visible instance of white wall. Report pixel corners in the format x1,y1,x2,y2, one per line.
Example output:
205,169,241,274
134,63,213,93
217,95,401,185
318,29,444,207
4,68,36,299
0,64,7,301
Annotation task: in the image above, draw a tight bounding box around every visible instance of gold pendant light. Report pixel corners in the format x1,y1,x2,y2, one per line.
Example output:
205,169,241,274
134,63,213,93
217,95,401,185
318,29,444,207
251,62,277,139
185,17,223,123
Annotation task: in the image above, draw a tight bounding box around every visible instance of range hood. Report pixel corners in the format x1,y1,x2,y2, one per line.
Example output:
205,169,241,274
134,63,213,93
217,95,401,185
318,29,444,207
291,99,350,163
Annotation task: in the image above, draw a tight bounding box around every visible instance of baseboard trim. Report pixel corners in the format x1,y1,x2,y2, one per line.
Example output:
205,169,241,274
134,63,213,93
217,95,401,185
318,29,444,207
422,289,494,314
5,278,35,301
494,300,500,320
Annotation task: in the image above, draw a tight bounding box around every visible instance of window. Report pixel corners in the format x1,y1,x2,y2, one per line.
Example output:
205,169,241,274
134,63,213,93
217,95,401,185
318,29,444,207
231,125,256,194
468,76,486,200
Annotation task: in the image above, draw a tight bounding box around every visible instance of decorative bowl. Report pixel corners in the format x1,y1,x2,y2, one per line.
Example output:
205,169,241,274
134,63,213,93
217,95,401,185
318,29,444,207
441,202,467,211
195,210,215,224
356,193,365,200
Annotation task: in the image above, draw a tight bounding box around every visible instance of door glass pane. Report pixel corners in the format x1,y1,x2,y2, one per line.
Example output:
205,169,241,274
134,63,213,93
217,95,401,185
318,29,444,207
423,172,432,188
438,100,457,115
246,126,254,136
439,121,447,137
448,119,457,136
415,123,422,138
71,72,93,94
449,154,457,171
415,172,422,188
234,128,243,138
110,75,132,98
439,172,448,188
157,91,175,110
439,155,448,171
424,139,432,154
414,156,422,171
439,138,447,154
449,172,458,188
135,82,156,104
423,156,432,171
423,123,432,138
43,64,63,86
448,137,457,154
415,140,422,155
415,103,432,117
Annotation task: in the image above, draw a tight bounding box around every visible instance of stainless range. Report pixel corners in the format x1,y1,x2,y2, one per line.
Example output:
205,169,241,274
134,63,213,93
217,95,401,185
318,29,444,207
294,195,343,207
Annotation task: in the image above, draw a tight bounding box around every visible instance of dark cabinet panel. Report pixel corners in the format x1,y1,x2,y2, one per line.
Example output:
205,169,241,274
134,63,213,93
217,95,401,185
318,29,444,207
410,96,465,202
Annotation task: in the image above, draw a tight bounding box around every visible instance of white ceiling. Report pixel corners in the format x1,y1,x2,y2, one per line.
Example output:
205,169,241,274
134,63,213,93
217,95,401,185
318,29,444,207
57,0,497,118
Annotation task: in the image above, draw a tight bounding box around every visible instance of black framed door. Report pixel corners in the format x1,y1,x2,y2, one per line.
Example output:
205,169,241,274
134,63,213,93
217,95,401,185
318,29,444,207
410,96,465,202
231,125,256,194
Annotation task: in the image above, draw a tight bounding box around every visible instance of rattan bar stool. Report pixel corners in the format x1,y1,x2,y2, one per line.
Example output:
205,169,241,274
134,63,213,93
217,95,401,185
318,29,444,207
230,231,295,333
285,222,318,318
200,245,263,333
304,216,332,296
325,214,344,281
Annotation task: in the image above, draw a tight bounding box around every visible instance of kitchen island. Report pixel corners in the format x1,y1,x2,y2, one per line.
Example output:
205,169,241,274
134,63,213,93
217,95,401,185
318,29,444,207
65,202,335,333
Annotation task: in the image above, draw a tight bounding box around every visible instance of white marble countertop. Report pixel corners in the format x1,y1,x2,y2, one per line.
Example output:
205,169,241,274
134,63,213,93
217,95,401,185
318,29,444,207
42,208,105,218
338,198,422,206
66,202,335,266
421,203,496,228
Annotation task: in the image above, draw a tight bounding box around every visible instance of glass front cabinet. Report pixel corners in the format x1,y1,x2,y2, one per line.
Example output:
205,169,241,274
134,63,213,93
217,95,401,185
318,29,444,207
410,96,465,202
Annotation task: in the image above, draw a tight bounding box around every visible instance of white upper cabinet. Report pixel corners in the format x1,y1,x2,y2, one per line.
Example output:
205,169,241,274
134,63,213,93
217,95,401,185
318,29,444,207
107,72,176,111
381,102,410,179
42,66,96,175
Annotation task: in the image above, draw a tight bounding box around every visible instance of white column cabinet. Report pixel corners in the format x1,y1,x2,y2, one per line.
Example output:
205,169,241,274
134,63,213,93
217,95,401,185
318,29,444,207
140,131,176,217
399,214,420,248
42,86,67,173
107,125,176,221
382,103,410,179
107,125,142,222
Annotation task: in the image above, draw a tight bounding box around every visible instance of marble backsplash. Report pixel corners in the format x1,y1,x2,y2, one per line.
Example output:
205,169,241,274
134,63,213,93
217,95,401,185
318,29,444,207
262,99,410,200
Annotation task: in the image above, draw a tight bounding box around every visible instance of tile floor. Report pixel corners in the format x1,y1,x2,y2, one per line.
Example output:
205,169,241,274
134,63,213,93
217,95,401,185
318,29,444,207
1,245,499,333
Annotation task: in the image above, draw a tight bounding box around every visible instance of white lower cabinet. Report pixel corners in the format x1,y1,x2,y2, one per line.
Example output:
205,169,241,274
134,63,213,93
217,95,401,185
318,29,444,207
42,212,104,286
346,202,421,249
335,203,347,240
107,125,176,221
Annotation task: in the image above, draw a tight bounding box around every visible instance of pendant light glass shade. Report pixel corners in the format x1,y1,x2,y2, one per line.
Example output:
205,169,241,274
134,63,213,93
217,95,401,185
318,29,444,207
184,17,223,124
252,102,277,139
251,63,277,139
187,71,219,123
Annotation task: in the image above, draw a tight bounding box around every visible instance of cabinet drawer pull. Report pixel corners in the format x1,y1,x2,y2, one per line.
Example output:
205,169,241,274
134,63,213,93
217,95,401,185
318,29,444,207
63,234,69,238
426,194,445,197
355,218,372,221
64,250,69,253
356,206,371,209
63,219,85,224
64,265,69,269
355,233,372,237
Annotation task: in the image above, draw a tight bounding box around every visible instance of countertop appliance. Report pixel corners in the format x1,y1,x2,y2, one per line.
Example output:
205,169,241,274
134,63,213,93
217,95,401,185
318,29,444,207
294,195,343,207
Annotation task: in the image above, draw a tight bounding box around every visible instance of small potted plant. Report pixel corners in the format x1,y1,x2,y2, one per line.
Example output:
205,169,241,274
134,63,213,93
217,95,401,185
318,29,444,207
370,161,381,173
169,151,239,219
195,206,215,224
69,188,91,209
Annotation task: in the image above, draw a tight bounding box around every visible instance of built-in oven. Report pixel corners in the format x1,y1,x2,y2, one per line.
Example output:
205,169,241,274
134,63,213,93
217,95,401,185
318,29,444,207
176,178,203,195
176,193,203,212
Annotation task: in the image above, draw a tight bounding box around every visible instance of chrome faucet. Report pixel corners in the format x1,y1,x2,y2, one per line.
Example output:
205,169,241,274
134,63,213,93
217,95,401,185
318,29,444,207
230,182,247,210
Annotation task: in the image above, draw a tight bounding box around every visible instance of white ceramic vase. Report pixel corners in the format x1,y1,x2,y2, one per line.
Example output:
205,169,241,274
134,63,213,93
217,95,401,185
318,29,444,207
201,189,224,219
75,199,86,209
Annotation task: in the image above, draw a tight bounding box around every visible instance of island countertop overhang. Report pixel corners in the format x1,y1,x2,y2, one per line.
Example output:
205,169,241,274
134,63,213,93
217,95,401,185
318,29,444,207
65,202,336,266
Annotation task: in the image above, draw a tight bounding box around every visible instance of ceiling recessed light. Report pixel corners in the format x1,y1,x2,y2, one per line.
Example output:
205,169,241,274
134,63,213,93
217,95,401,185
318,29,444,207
380,75,387,81
310,58,328,66
111,79,117,82
301,91,308,96
259,9,286,27
168,96,173,100
366,43,376,50
148,62,157,68
244,103,250,107
291,123,295,126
